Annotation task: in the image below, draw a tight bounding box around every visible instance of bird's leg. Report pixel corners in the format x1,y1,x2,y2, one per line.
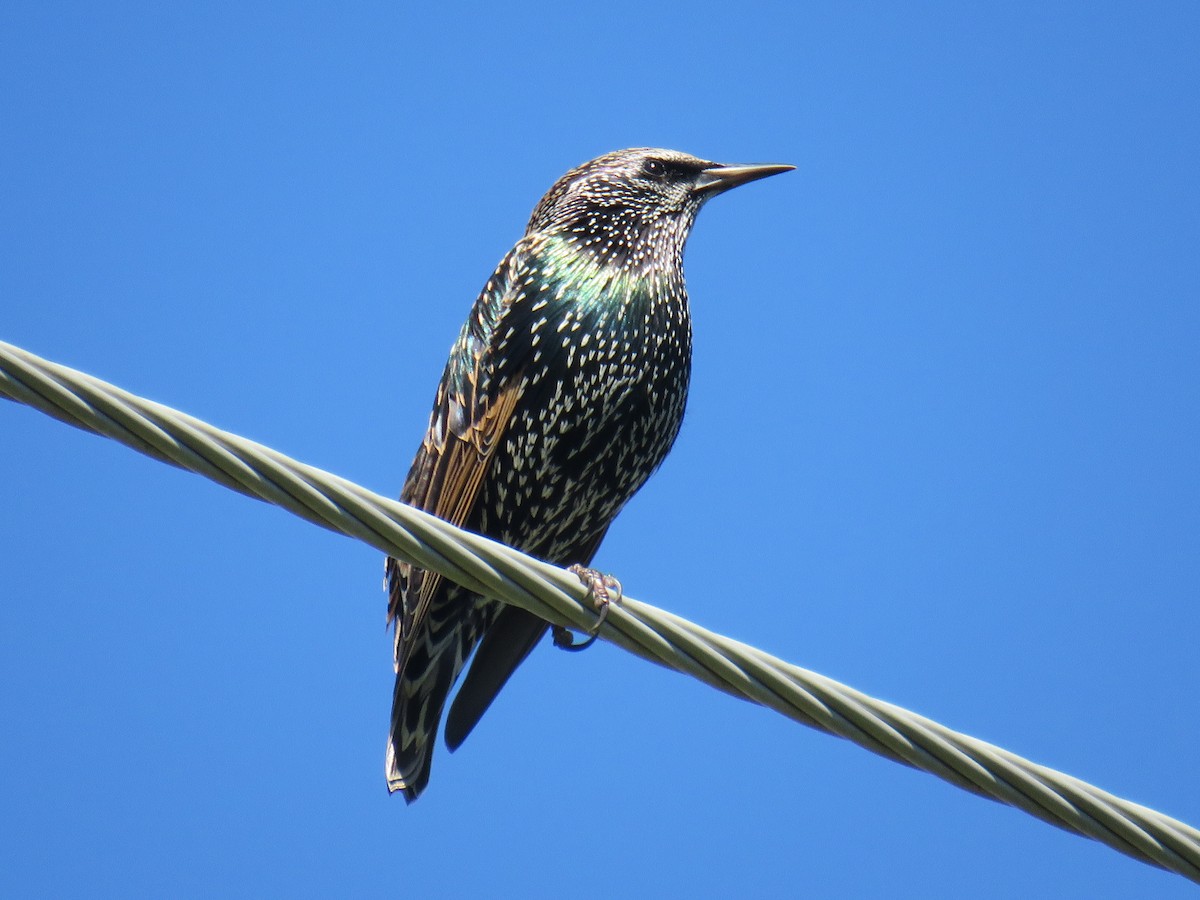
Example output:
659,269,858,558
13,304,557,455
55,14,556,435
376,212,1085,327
551,565,623,652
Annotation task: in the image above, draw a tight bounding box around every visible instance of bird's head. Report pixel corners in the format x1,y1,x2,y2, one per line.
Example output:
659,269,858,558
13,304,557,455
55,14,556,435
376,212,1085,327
525,148,793,270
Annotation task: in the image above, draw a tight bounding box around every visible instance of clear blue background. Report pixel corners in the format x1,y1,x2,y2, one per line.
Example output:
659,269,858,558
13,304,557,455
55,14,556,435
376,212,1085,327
2,2,1198,897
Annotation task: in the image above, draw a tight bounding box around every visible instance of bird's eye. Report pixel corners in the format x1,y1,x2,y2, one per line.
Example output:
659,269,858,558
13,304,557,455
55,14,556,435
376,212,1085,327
643,159,667,179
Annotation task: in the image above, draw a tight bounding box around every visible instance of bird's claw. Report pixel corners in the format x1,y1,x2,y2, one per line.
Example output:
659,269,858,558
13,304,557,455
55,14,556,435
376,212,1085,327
571,564,623,632
552,565,623,652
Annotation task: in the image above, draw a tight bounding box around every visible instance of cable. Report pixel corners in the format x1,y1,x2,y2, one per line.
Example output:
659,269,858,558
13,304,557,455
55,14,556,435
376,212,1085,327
2,338,1197,883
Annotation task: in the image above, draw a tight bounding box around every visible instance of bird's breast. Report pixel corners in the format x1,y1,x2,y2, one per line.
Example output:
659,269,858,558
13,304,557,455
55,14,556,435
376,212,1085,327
478,269,692,562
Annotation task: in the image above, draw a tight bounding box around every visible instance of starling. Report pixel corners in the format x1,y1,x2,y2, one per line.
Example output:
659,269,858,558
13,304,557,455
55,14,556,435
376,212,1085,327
386,148,793,801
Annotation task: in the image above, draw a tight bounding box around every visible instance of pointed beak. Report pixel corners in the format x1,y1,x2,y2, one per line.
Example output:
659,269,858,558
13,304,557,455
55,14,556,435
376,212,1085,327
694,162,795,195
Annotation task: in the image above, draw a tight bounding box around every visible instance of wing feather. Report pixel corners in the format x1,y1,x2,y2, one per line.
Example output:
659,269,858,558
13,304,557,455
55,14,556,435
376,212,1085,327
387,241,530,671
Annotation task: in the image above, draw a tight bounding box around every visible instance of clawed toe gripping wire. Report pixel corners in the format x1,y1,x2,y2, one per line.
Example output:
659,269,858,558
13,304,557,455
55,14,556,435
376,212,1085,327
552,565,623,651
1,338,1198,886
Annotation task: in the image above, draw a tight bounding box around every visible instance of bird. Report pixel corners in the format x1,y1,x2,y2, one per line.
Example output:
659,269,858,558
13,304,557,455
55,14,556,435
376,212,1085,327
386,148,793,801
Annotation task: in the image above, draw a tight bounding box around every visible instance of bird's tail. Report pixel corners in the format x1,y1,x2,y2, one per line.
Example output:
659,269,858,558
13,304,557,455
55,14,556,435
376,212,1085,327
386,666,449,802
386,582,496,803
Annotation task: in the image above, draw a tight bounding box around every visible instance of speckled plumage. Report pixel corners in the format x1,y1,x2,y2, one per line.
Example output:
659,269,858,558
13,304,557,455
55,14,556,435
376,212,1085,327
386,148,792,801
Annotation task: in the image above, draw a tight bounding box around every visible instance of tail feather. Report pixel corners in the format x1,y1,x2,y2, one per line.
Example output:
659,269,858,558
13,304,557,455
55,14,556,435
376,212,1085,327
445,605,548,751
386,585,497,802
386,653,453,802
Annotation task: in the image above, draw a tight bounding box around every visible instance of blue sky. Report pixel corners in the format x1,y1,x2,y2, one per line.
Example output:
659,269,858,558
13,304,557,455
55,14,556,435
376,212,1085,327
2,2,1198,897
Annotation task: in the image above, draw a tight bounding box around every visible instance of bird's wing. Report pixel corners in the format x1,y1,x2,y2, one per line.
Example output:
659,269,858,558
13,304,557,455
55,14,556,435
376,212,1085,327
385,382,521,667
387,244,530,672
385,244,538,800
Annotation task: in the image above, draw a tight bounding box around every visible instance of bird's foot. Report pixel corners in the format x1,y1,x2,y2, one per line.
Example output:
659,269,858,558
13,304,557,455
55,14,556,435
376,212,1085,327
551,565,623,652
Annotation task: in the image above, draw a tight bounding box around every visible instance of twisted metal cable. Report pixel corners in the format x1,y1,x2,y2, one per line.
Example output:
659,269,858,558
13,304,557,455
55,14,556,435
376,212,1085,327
2,337,1198,883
